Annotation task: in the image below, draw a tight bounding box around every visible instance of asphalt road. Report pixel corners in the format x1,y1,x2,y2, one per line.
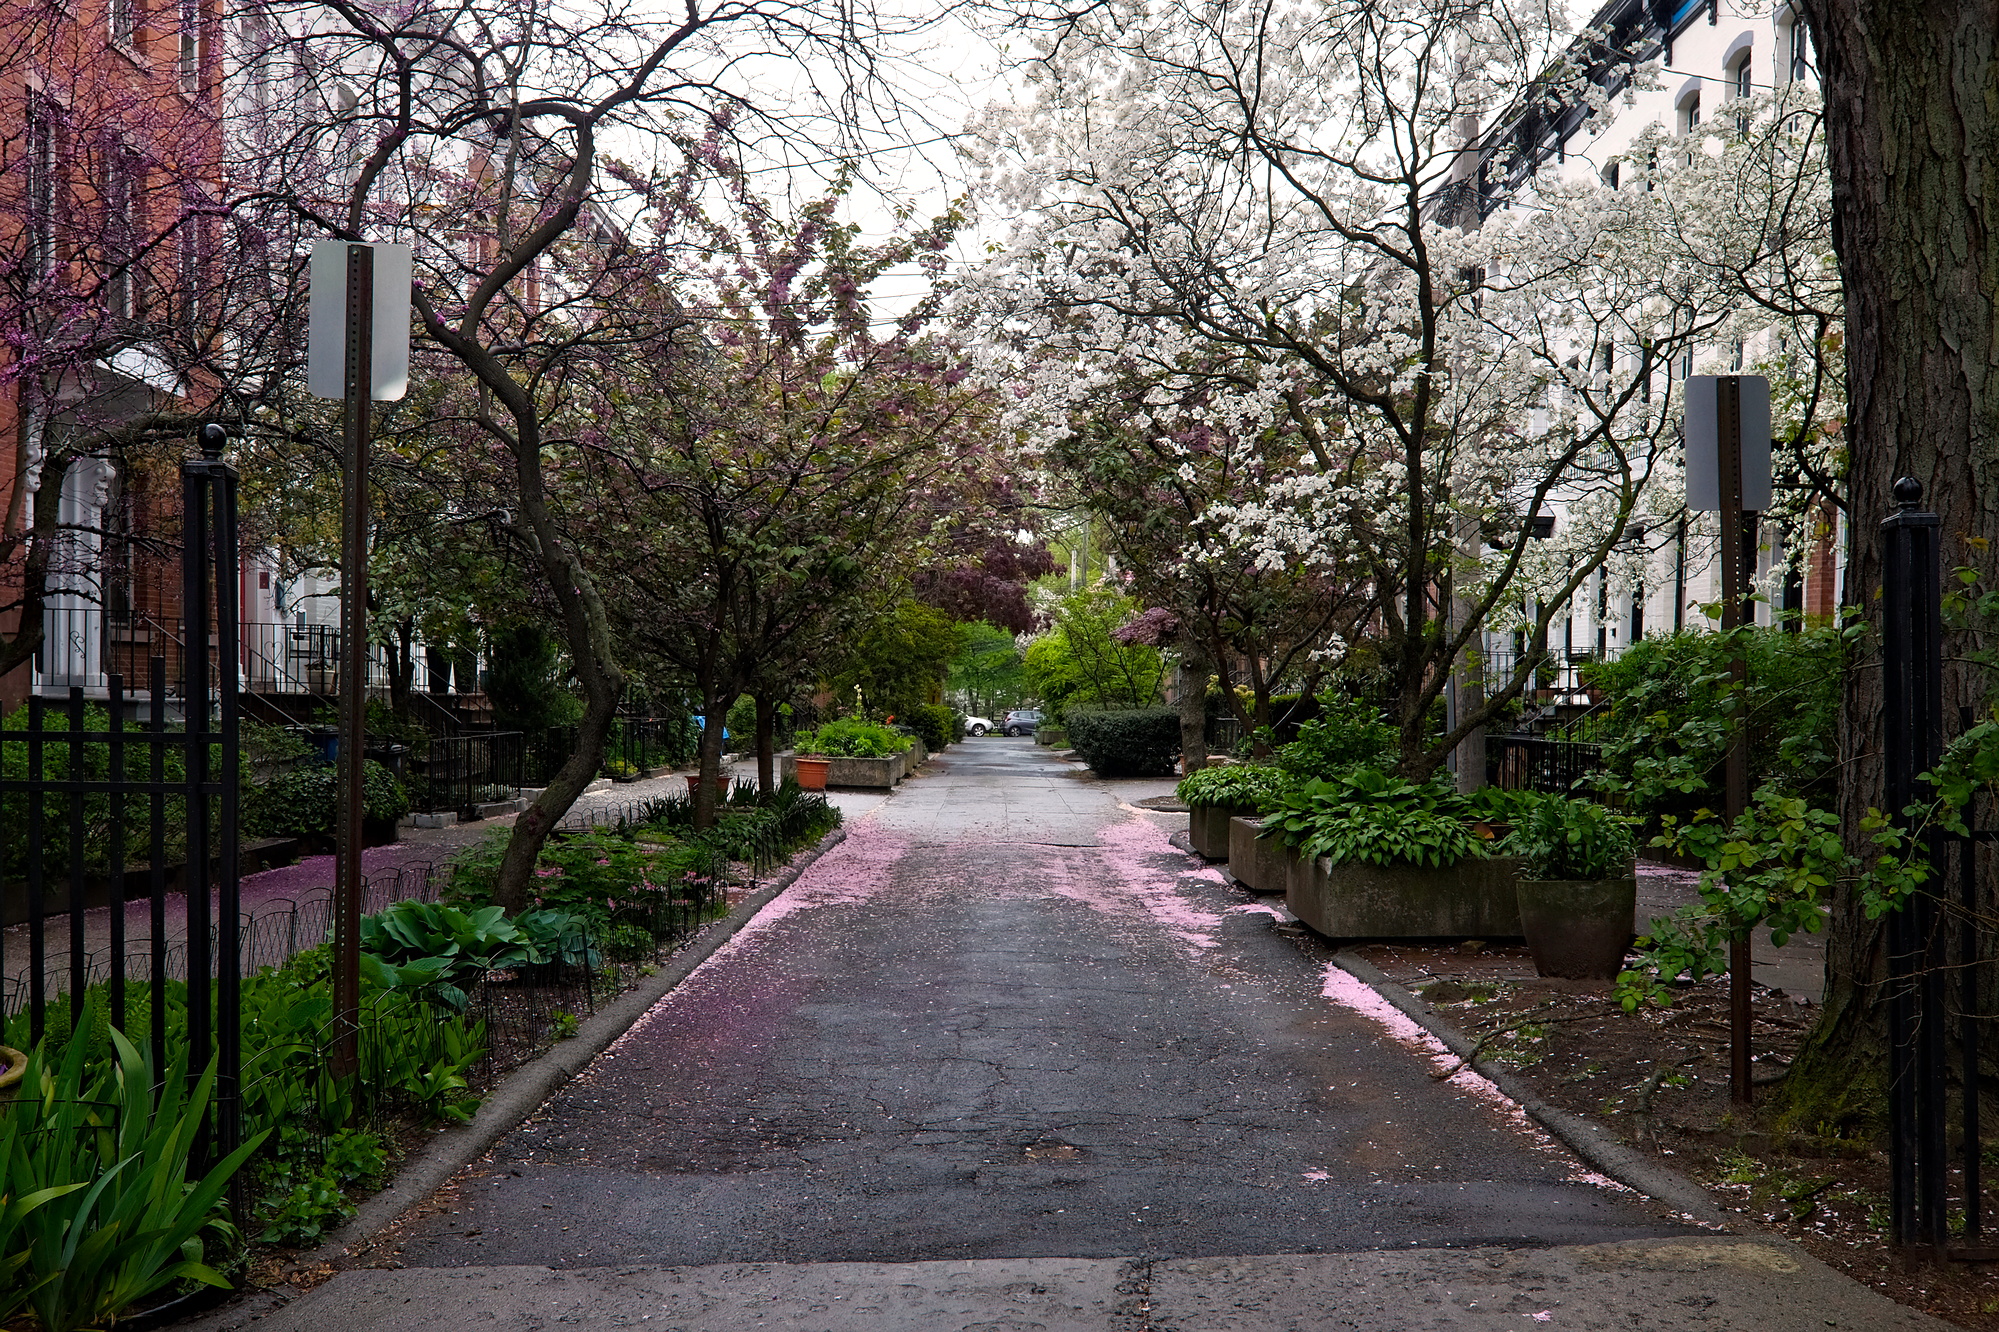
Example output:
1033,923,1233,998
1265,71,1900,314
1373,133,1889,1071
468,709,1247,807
225,739,1947,1330
391,739,1683,1269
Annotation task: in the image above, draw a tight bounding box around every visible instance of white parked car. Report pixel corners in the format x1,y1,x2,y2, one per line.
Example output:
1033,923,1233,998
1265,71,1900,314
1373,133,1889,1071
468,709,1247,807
963,715,993,736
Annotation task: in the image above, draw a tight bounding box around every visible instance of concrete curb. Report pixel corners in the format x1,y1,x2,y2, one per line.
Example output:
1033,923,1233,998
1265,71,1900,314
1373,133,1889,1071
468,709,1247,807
312,823,852,1262
1327,949,1737,1230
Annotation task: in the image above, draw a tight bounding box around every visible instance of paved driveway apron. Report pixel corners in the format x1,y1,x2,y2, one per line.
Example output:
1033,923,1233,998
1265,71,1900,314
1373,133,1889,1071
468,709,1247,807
395,740,1683,1271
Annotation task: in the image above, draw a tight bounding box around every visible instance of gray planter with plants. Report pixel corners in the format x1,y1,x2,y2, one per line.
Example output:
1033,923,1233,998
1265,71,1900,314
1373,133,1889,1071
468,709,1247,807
1177,763,1293,861
1035,726,1067,747
780,751,904,789
1190,804,1252,859
1227,816,1292,893
1498,796,1640,980
1286,852,1528,940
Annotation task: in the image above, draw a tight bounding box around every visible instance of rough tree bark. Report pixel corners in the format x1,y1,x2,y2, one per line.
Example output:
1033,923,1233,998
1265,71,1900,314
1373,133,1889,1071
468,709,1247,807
755,691,778,794
696,689,733,826
1784,0,1999,1125
1176,648,1209,773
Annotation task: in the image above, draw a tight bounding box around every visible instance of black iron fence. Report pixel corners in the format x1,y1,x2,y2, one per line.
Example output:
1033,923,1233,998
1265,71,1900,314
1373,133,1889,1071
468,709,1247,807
1878,479,1994,1257
1484,733,1607,796
0,438,243,1166
412,731,526,813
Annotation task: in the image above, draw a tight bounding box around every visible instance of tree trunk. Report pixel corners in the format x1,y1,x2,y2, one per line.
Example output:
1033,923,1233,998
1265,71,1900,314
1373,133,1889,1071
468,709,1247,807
755,692,777,794
388,616,417,723
1784,0,1999,1127
696,691,731,829
1176,649,1209,773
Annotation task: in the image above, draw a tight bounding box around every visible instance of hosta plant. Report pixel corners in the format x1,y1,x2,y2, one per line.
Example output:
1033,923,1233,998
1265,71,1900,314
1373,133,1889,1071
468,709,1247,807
1174,764,1293,812
1263,768,1485,869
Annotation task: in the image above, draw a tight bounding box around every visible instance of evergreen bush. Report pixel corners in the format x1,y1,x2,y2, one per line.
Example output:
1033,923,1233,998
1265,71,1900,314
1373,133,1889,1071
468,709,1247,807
1064,707,1181,777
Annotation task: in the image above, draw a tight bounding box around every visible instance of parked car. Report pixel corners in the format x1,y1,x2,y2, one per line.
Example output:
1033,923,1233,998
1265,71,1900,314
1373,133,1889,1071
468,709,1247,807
1002,708,1044,737
963,715,993,736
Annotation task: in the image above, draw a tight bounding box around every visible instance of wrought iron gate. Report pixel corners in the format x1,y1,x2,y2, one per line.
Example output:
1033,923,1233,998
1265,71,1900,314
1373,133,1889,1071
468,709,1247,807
0,429,241,1167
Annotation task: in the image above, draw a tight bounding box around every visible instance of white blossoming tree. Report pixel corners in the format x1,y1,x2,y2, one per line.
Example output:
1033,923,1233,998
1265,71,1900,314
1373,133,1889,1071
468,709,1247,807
964,0,1766,776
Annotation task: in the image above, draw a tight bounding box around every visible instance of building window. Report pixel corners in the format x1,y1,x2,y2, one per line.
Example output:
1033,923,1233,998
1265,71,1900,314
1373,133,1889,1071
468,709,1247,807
109,0,137,50
1730,340,1745,372
1780,11,1810,84
177,214,203,330
1732,52,1754,131
179,0,201,94
105,150,144,321
1600,160,1620,190
1679,93,1700,135
26,94,57,277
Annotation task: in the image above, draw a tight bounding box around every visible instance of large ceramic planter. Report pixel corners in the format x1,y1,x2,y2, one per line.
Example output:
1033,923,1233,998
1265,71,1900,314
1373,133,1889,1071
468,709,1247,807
1516,875,1638,979
1227,816,1291,893
1286,853,1528,941
793,756,830,791
684,774,729,798
1189,803,1253,860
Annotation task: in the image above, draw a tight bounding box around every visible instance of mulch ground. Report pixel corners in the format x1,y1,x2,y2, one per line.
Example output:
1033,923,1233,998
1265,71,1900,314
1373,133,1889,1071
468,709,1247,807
1353,937,1999,1330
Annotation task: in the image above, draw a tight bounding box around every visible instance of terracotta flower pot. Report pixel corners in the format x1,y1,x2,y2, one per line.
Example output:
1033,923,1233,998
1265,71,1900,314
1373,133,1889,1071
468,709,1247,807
794,756,830,791
1516,876,1637,979
685,774,729,798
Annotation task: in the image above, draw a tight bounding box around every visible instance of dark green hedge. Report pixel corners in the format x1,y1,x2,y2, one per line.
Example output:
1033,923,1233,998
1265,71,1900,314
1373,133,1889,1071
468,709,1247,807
1064,707,1182,777
906,704,957,751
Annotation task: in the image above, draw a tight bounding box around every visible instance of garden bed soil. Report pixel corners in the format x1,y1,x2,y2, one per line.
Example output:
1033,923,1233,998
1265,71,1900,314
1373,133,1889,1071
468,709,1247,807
1342,936,1999,1330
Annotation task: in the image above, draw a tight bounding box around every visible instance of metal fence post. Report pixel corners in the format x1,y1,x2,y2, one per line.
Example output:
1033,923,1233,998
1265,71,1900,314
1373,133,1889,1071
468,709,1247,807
1880,476,1945,1251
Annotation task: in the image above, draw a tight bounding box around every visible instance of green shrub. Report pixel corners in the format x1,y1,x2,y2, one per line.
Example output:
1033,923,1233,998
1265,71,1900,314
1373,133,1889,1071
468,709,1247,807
1063,707,1181,777
1264,768,1484,869
244,759,408,838
906,704,957,751
793,718,911,758
1582,624,1844,824
1273,694,1397,780
1174,764,1294,812
1498,797,1638,880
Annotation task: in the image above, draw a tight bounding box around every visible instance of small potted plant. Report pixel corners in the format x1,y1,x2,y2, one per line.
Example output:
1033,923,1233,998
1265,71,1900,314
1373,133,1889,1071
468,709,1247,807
683,770,730,796
1498,797,1638,979
792,745,831,791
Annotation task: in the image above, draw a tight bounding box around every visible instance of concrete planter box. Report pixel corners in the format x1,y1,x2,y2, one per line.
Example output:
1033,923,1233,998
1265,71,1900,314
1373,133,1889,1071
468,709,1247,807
1034,726,1067,747
910,738,929,767
1189,803,1254,860
1227,816,1291,893
780,751,905,790
1286,852,1527,941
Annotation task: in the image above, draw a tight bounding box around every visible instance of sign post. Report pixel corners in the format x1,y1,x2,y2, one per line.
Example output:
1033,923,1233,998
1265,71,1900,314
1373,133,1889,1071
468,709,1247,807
308,240,410,1078
1684,373,1770,1106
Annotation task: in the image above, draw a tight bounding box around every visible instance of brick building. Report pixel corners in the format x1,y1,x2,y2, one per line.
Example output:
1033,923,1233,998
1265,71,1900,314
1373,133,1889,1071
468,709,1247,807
1,0,228,712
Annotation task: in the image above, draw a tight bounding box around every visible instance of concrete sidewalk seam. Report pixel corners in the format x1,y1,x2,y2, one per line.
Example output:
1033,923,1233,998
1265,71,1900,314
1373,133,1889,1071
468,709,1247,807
313,822,853,1264
1327,948,1737,1230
